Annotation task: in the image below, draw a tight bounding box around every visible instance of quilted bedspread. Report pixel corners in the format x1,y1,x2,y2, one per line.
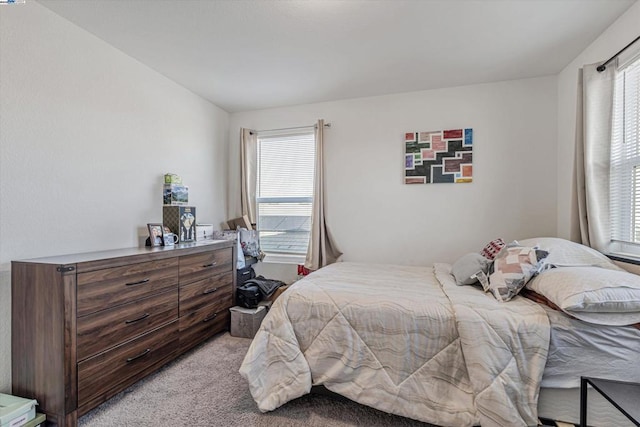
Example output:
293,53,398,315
239,262,550,427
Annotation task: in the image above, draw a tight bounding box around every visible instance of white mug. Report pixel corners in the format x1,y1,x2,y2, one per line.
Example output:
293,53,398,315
163,233,179,245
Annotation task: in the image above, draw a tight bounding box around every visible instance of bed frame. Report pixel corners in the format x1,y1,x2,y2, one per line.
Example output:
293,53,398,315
539,387,635,427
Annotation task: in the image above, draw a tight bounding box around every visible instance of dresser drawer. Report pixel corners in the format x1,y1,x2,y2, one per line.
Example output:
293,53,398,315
179,273,233,316
179,293,233,331
179,248,233,285
77,321,179,407
179,305,230,353
77,288,178,361
77,258,178,317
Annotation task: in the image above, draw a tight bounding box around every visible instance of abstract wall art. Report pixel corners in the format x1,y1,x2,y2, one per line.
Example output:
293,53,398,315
404,128,473,184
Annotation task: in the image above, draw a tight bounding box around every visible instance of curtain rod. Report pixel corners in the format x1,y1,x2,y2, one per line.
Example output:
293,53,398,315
597,35,640,72
250,122,331,135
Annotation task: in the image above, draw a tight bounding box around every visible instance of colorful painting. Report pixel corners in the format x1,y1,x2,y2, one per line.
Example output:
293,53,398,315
404,128,473,184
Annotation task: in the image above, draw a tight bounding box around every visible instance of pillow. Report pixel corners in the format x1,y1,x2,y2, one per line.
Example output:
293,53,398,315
517,237,622,271
484,242,548,302
451,253,491,286
527,266,640,325
480,238,506,260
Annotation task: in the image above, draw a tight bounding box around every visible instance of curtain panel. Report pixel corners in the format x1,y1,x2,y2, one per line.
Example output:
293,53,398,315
574,63,616,252
305,119,342,270
240,128,258,225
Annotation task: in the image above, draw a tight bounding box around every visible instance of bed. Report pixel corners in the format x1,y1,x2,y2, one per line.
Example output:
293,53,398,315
239,238,640,426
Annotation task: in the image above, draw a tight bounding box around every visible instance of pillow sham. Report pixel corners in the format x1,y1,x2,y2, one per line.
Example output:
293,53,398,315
479,238,506,260
484,243,548,302
526,266,640,325
517,237,622,271
451,253,491,286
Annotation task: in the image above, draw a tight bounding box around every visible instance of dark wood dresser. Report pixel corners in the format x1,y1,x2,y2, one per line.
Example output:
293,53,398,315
11,240,236,427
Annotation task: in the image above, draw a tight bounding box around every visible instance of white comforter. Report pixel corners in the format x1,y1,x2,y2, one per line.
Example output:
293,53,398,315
239,262,550,427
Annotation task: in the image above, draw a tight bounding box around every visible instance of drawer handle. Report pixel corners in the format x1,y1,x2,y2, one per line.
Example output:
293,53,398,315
203,287,218,295
125,278,150,286
126,348,150,363
202,262,217,268
125,313,150,324
203,313,218,323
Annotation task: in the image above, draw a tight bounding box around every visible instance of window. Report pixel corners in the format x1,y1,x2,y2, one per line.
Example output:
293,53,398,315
256,129,315,257
610,55,640,256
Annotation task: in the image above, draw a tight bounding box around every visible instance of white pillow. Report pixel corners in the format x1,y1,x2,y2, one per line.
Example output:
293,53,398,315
527,266,640,325
518,237,622,271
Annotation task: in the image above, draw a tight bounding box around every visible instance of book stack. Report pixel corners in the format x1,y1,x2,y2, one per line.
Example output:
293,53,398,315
0,393,42,427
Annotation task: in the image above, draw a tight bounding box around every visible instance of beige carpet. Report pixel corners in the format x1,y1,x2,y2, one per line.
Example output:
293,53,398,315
78,332,434,427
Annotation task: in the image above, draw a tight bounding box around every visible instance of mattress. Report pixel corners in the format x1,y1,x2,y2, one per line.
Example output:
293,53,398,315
542,305,640,388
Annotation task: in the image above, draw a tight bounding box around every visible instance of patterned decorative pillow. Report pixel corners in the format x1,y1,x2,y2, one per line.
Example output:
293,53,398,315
480,238,506,260
485,243,549,302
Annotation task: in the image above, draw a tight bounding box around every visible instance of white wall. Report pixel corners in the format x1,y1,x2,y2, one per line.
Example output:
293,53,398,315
556,1,640,240
0,2,229,393
229,76,558,278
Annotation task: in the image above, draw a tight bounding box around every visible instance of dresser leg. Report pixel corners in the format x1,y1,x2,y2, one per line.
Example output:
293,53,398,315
44,410,77,427
65,410,78,427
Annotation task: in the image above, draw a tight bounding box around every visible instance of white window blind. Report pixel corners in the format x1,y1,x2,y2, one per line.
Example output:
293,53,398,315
610,55,640,256
257,130,315,255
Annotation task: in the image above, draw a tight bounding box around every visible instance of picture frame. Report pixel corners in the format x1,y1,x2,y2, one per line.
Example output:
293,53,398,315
404,128,473,184
147,223,164,247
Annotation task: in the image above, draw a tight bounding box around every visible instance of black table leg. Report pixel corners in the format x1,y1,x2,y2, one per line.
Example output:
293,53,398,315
580,377,588,427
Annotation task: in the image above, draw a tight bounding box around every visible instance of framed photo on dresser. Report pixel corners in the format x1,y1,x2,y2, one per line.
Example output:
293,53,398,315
147,223,164,247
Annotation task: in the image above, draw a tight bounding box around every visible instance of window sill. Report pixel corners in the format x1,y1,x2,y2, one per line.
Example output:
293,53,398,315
262,253,305,265
607,253,640,266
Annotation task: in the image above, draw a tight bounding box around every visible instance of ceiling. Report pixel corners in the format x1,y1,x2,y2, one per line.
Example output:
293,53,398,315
38,0,636,113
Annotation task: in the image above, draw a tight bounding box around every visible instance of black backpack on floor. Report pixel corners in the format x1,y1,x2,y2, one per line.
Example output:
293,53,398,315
244,276,286,299
236,283,262,308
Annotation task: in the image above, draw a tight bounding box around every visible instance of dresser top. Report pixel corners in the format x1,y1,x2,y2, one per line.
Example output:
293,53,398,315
13,239,234,267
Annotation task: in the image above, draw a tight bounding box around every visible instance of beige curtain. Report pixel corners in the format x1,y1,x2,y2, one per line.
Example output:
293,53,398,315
574,63,616,252
240,128,257,225
305,119,342,270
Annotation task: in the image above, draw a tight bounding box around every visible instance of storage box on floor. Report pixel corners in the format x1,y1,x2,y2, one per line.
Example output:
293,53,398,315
230,305,267,338
0,393,39,427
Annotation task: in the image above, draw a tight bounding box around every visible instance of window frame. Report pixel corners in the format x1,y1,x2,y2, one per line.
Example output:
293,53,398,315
255,129,316,262
609,52,640,260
